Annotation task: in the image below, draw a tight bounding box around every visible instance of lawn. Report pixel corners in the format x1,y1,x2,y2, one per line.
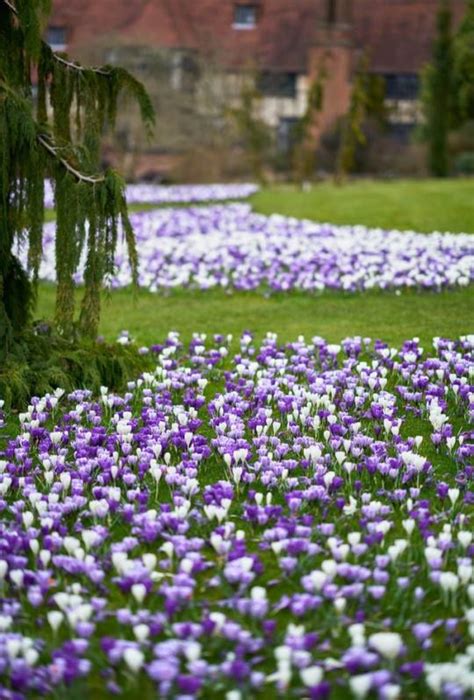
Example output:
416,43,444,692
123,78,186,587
36,285,473,349
252,179,474,233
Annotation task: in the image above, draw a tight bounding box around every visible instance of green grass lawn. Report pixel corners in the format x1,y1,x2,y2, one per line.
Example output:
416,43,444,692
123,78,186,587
39,179,473,348
252,178,474,233
37,284,473,348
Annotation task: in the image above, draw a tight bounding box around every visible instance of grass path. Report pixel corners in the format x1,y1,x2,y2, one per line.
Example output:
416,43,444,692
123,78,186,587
37,285,473,348
252,179,474,233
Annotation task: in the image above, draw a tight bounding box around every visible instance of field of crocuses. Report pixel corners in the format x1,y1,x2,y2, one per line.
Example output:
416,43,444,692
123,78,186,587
43,182,259,209
35,204,474,292
0,331,473,698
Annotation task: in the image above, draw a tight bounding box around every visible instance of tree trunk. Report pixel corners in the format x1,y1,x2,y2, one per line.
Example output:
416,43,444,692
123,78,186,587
0,251,33,360
55,274,76,337
79,279,101,340
79,224,102,340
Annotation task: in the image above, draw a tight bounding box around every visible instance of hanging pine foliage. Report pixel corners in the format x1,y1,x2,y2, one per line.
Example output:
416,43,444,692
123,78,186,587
0,0,154,359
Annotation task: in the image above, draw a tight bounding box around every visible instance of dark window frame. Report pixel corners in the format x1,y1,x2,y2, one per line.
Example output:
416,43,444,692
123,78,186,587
258,72,298,99
388,123,416,142
327,0,337,25
233,4,257,28
277,117,299,154
46,25,67,48
383,73,420,101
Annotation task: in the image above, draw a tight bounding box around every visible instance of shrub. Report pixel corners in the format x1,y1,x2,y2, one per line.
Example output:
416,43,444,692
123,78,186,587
454,150,474,174
0,327,152,409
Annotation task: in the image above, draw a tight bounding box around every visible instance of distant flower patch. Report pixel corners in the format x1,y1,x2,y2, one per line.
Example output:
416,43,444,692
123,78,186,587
0,332,472,698
35,204,473,292
43,181,259,208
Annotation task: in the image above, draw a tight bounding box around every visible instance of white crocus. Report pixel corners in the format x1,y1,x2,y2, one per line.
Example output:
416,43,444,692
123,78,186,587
448,489,460,506
300,665,323,687
439,572,459,593
123,647,144,672
131,583,147,604
349,673,372,699
369,632,403,660
47,611,64,632
133,624,150,642
458,531,473,548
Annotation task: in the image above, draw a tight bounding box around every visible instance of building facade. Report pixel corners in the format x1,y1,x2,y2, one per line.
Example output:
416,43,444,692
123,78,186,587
49,1,468,163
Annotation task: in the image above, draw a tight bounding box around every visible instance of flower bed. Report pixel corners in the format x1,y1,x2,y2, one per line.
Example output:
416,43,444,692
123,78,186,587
43,182,259,208
0,332,472,698
36,204,474,292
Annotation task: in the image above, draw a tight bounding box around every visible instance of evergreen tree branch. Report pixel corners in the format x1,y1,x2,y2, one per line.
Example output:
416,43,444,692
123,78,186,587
51,53,111,76
2,0,17,14
37,134,105,183
0,79,105,183
1,0,151,346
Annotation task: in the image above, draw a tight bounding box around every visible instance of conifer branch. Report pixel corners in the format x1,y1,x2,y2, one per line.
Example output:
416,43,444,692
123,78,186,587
1,0,150,344
53,54,111,76
0,80,104,183
37,134,105,184
2,0,16,14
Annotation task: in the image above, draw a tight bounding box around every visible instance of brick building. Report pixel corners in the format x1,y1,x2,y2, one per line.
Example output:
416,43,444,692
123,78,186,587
48,0,468,166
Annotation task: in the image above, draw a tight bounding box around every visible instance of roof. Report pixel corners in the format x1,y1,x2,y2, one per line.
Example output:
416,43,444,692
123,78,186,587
354,0,468,74
51,0,469,75
50,1,332,72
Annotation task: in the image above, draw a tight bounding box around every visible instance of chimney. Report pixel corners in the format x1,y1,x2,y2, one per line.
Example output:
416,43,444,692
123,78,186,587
324,1,353,28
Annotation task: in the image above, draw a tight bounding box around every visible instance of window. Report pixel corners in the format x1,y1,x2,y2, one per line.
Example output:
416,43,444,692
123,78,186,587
389,123,415,142
46,26,67,50
170,52,199,93
258,72,297,99
327,0,337,25
277,117,299,154
233,4,257,29
383,74,419,101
